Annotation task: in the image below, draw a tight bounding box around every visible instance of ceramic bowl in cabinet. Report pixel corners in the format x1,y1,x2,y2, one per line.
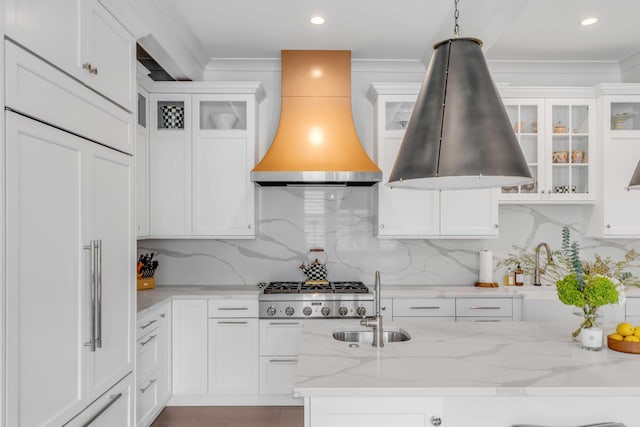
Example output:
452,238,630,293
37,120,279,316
210,113,238,129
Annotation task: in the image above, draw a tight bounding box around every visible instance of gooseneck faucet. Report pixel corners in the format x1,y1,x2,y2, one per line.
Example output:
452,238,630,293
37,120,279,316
533,242,554,286
360,271,384,348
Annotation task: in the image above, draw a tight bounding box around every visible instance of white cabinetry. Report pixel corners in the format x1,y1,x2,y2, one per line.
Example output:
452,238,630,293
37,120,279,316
65,373,134,427
455,297,517,322
589,85,640,238
148,84,264,238
393,298,455,322
368,83,498,239
5,0,135,111
171,299,208,395
259,320,304,396
5,110,134,426
626,297,640,324
500,90,596,203
136,302,171,427
136,86,150,237
207,299,259,395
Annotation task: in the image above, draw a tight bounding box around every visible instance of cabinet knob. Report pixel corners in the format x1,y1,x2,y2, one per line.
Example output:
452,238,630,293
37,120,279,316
90,67,99,75
606,224,612,229
379,224,385,229
248,224,252,229
494,224,499,228
82,62,92,71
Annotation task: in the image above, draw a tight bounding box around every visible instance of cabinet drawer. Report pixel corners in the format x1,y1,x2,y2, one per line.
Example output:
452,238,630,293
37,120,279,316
455,317,513,322
208,298,258,318
626,298,640,317
136,372,159,426
456,298,512,317
259,319,304,356
393,298,455,317
137,331,160,383
137,309,164,339
259,356,298,395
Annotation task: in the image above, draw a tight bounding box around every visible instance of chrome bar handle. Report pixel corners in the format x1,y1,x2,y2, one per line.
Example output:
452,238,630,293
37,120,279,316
83,241,96,352
96,240,103,349
140,379,157,393
140,335,157,346
80,393,123,427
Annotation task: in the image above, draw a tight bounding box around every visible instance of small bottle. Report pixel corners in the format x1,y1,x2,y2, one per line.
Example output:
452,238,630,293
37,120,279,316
514,264,524,286
504,268,514,286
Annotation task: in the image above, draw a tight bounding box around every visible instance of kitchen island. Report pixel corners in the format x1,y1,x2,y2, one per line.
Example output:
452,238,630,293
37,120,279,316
293,319,640,427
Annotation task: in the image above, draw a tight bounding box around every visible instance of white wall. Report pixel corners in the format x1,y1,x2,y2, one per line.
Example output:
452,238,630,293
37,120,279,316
137,59,640,287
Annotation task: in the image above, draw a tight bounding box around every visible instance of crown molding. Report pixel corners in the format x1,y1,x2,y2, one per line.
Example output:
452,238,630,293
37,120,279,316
147,81,266,103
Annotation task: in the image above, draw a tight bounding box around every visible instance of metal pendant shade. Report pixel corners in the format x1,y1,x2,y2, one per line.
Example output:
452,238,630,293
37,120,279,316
388,37,533,190
628,160,640,189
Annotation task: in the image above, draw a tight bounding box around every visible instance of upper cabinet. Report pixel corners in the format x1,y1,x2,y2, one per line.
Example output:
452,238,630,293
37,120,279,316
5,0,135,111
588,84,640,238
136,86,150,238
500,93,596,203
368,83,499,239
147,83,265,239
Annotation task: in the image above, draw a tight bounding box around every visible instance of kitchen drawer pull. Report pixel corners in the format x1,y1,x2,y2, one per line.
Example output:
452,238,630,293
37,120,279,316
218,321,248,325
269,359,298,363
160,313,166,318
469,306,501,310
269,322,302,326
140,378,157,393
217,307,248,311
140,319,157,329
96,240,102,349
80,393,122,427
140,334,157,346
513,424,626,427
409,306,441,310
470,319,501,322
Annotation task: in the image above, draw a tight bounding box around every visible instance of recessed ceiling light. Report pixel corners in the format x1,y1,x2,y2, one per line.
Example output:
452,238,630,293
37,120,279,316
310,16,325,25
580,17,598,26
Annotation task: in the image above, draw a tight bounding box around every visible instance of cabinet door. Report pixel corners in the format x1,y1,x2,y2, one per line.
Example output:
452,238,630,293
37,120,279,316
192,95,256,237
172,300,207,395
259,357,298,395
86,143,134,401
440,189,498,236
208,319,259,395
5,0,82,80
376,135,439,237
136,90,150,237
259,320,304,356
545,99,595,201
82,0,135,111
149,94,192,236
5,112,88,427
602,138,640,236
156,304,172,404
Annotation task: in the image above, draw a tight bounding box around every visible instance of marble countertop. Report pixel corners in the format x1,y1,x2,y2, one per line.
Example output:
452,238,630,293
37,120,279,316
136,285,260,313
293,319,640,398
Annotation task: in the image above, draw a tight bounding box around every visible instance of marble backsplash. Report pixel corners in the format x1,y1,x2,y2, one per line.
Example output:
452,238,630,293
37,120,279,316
138,187,640,287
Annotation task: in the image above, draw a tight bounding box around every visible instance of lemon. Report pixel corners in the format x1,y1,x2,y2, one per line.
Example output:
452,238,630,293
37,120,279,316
623,335,640,343
616,322,635,337
609,333,624,341
634,326,640,339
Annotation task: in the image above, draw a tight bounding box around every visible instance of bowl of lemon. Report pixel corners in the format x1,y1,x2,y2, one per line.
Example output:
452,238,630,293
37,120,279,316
608,322,640,354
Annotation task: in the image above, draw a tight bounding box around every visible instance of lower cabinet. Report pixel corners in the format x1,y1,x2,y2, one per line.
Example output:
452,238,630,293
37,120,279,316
136,302,171,427
259,320,304,396
208,318,258,394
172,299,208,395
626,297,640,324
455,297,518,322
393,298,456,322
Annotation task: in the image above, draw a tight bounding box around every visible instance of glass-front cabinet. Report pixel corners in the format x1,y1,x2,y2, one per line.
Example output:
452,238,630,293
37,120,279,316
500,97,595,203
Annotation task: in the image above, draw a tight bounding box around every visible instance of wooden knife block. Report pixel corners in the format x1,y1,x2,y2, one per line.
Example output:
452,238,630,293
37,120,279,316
137,276,155,291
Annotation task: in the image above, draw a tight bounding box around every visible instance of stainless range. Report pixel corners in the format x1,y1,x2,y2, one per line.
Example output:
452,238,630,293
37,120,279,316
258,281,374,319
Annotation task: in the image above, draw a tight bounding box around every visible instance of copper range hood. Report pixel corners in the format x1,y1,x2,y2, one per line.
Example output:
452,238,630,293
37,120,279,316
251,50,382,186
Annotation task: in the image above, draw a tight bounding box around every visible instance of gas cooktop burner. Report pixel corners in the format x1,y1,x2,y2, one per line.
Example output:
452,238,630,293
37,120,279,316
263,281,369,295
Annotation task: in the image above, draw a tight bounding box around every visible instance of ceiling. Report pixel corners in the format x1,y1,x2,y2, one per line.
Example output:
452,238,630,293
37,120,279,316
151,0,640,65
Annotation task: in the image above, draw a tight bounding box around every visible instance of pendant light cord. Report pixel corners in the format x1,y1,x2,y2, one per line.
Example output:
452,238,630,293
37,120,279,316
453,0,460,36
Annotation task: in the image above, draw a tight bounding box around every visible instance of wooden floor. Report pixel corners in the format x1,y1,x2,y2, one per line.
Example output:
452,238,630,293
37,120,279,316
150,406,304,427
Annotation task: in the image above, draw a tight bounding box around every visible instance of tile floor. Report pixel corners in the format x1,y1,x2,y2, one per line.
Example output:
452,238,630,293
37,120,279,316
150,406,304,427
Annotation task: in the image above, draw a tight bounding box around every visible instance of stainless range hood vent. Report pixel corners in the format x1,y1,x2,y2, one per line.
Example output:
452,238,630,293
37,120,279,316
251,50,382,186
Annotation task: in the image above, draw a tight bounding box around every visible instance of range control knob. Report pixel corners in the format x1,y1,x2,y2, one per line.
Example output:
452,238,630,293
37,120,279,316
285,306,295,316
321,306,331,317
338,306,348,316
302,307,312,316
266,306,277,317
356,306,367,316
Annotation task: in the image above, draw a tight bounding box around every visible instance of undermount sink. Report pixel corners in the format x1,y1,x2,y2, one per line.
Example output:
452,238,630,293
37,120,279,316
332,328,411,343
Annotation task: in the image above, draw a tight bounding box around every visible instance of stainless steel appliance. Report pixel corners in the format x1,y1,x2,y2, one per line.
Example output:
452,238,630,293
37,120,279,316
259,281,374,319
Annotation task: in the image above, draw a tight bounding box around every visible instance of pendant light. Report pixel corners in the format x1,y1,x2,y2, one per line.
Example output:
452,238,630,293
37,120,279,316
388,0,533,190
628,160,640,190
